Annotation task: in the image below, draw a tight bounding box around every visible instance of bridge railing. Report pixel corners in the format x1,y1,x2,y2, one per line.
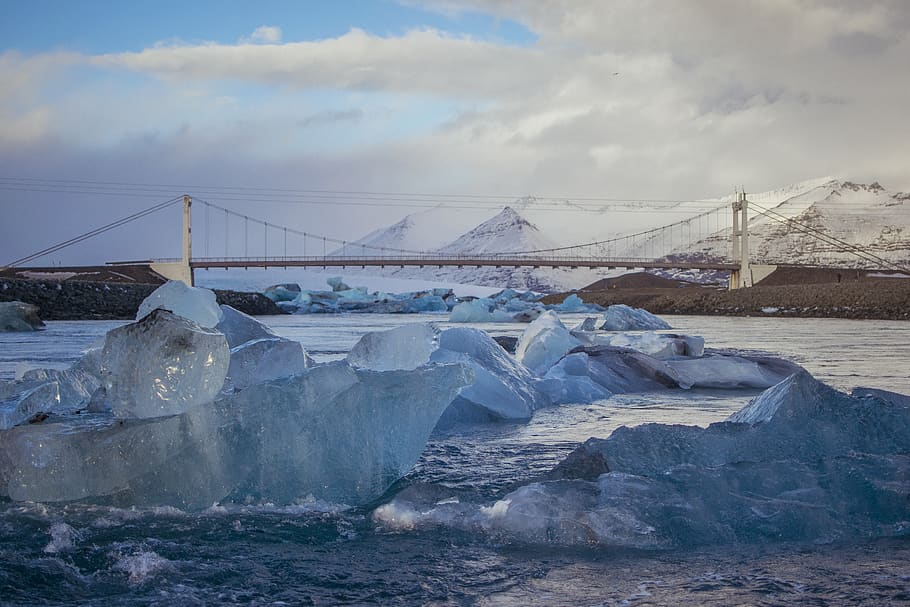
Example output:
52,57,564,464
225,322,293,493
166,254,704,264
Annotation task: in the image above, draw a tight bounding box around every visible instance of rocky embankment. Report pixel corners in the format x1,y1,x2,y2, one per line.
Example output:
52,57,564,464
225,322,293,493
546,277,910,320
0,278,284,320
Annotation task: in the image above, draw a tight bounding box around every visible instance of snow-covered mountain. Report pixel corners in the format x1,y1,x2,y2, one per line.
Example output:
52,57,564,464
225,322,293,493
330,204,492,255
338,178,910,292
683,179,910,269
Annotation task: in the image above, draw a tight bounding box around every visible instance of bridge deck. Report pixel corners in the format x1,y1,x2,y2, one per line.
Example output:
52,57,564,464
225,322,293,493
183,256,739,271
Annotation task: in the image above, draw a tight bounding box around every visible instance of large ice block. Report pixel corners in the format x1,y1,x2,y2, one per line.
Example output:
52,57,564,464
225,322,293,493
515,311,583,376
215,304,278,348
101,309,229,418
136,280,223,328
0,361,472,508
347,323,439,371
0,301,44,332
383,373,910,547
601,304,670,331
227,337,309,390
665,352,801,389
537,352,612,405
430,327,549,425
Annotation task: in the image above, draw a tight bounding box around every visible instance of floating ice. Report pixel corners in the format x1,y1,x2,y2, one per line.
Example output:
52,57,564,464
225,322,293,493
0,360,472,508
0,301,44,332
431,327,549,425
101,309,229,418
347,324,439,372
554,293,602,313
226,337,309,391
262,283,301,302
449,299,495,323
0,382,60,428
0,352,103,428
605,332,704,359
515,311,584,376
572,317,599,332
537,352,612,405
406,295,448,313
347,324,547,424
665,352,801,389
601,304,671,331
215,304,278,348
579,346,684,393
326,276,351,292
378,372,910,547
136,280,223,328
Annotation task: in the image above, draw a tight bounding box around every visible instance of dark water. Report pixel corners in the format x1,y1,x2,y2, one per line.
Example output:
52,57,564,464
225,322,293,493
1,314,909,605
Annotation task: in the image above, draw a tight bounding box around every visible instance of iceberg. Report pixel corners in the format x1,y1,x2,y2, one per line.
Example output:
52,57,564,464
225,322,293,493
515,311,584,376
347,324,548,424
601,304,671,331
553,293,602,313
226,337,310,391
449,299,495,323
378,373,910,547
262,283,301,302
347,323,439,372
603,332,705,359
0,361,472,508
0,351,104,428
326,276,351,292
665,352,800,389
101,309,229,419
136,280,223,328
215,304,278,348
0,301,44,332
431,327,549,425
537,352,612,405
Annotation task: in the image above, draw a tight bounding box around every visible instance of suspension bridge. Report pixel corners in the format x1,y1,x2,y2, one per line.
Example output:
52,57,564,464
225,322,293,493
4,185,907,291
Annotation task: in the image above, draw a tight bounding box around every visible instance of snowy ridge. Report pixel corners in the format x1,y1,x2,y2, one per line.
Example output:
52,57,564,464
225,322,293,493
684,179,910,268
437,206,558,255
338,178,910,291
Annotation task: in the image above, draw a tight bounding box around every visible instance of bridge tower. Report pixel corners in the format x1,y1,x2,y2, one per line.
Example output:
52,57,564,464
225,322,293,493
729,191,776,289
149,194,195,286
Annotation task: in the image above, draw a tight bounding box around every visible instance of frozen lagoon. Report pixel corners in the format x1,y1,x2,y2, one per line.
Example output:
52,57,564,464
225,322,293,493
0,312,909,604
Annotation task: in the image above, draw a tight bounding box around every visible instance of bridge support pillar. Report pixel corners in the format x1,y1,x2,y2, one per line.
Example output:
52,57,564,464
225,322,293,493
729,192,751,290
150,194,194,286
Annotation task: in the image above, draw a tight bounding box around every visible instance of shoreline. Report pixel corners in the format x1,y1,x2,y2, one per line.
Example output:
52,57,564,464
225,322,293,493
544,278,910,321
2,275,909,322
0,277,283,320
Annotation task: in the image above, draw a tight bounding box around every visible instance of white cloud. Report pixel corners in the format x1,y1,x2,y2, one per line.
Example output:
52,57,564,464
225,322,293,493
246,25,282,44
1,0,909,254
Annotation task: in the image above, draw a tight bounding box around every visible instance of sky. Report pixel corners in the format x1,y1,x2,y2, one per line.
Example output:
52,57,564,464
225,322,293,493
1,0,909,266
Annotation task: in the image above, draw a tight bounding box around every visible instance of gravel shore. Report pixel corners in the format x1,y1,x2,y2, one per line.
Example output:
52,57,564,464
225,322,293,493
546,278,910,320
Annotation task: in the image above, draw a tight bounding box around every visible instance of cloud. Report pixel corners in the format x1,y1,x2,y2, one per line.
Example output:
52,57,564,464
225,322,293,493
90,28,548,98
2,1,910,266
244,25,282,44
297,108,363,128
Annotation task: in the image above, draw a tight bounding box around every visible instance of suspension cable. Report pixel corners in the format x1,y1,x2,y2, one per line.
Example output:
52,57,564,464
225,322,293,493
2,196,182,269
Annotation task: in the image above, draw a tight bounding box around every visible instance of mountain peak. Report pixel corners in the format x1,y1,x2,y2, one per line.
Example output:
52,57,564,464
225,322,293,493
437,206,556,255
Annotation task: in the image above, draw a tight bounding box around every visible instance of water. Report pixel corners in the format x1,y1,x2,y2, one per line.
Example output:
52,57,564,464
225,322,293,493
1,314,908,605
